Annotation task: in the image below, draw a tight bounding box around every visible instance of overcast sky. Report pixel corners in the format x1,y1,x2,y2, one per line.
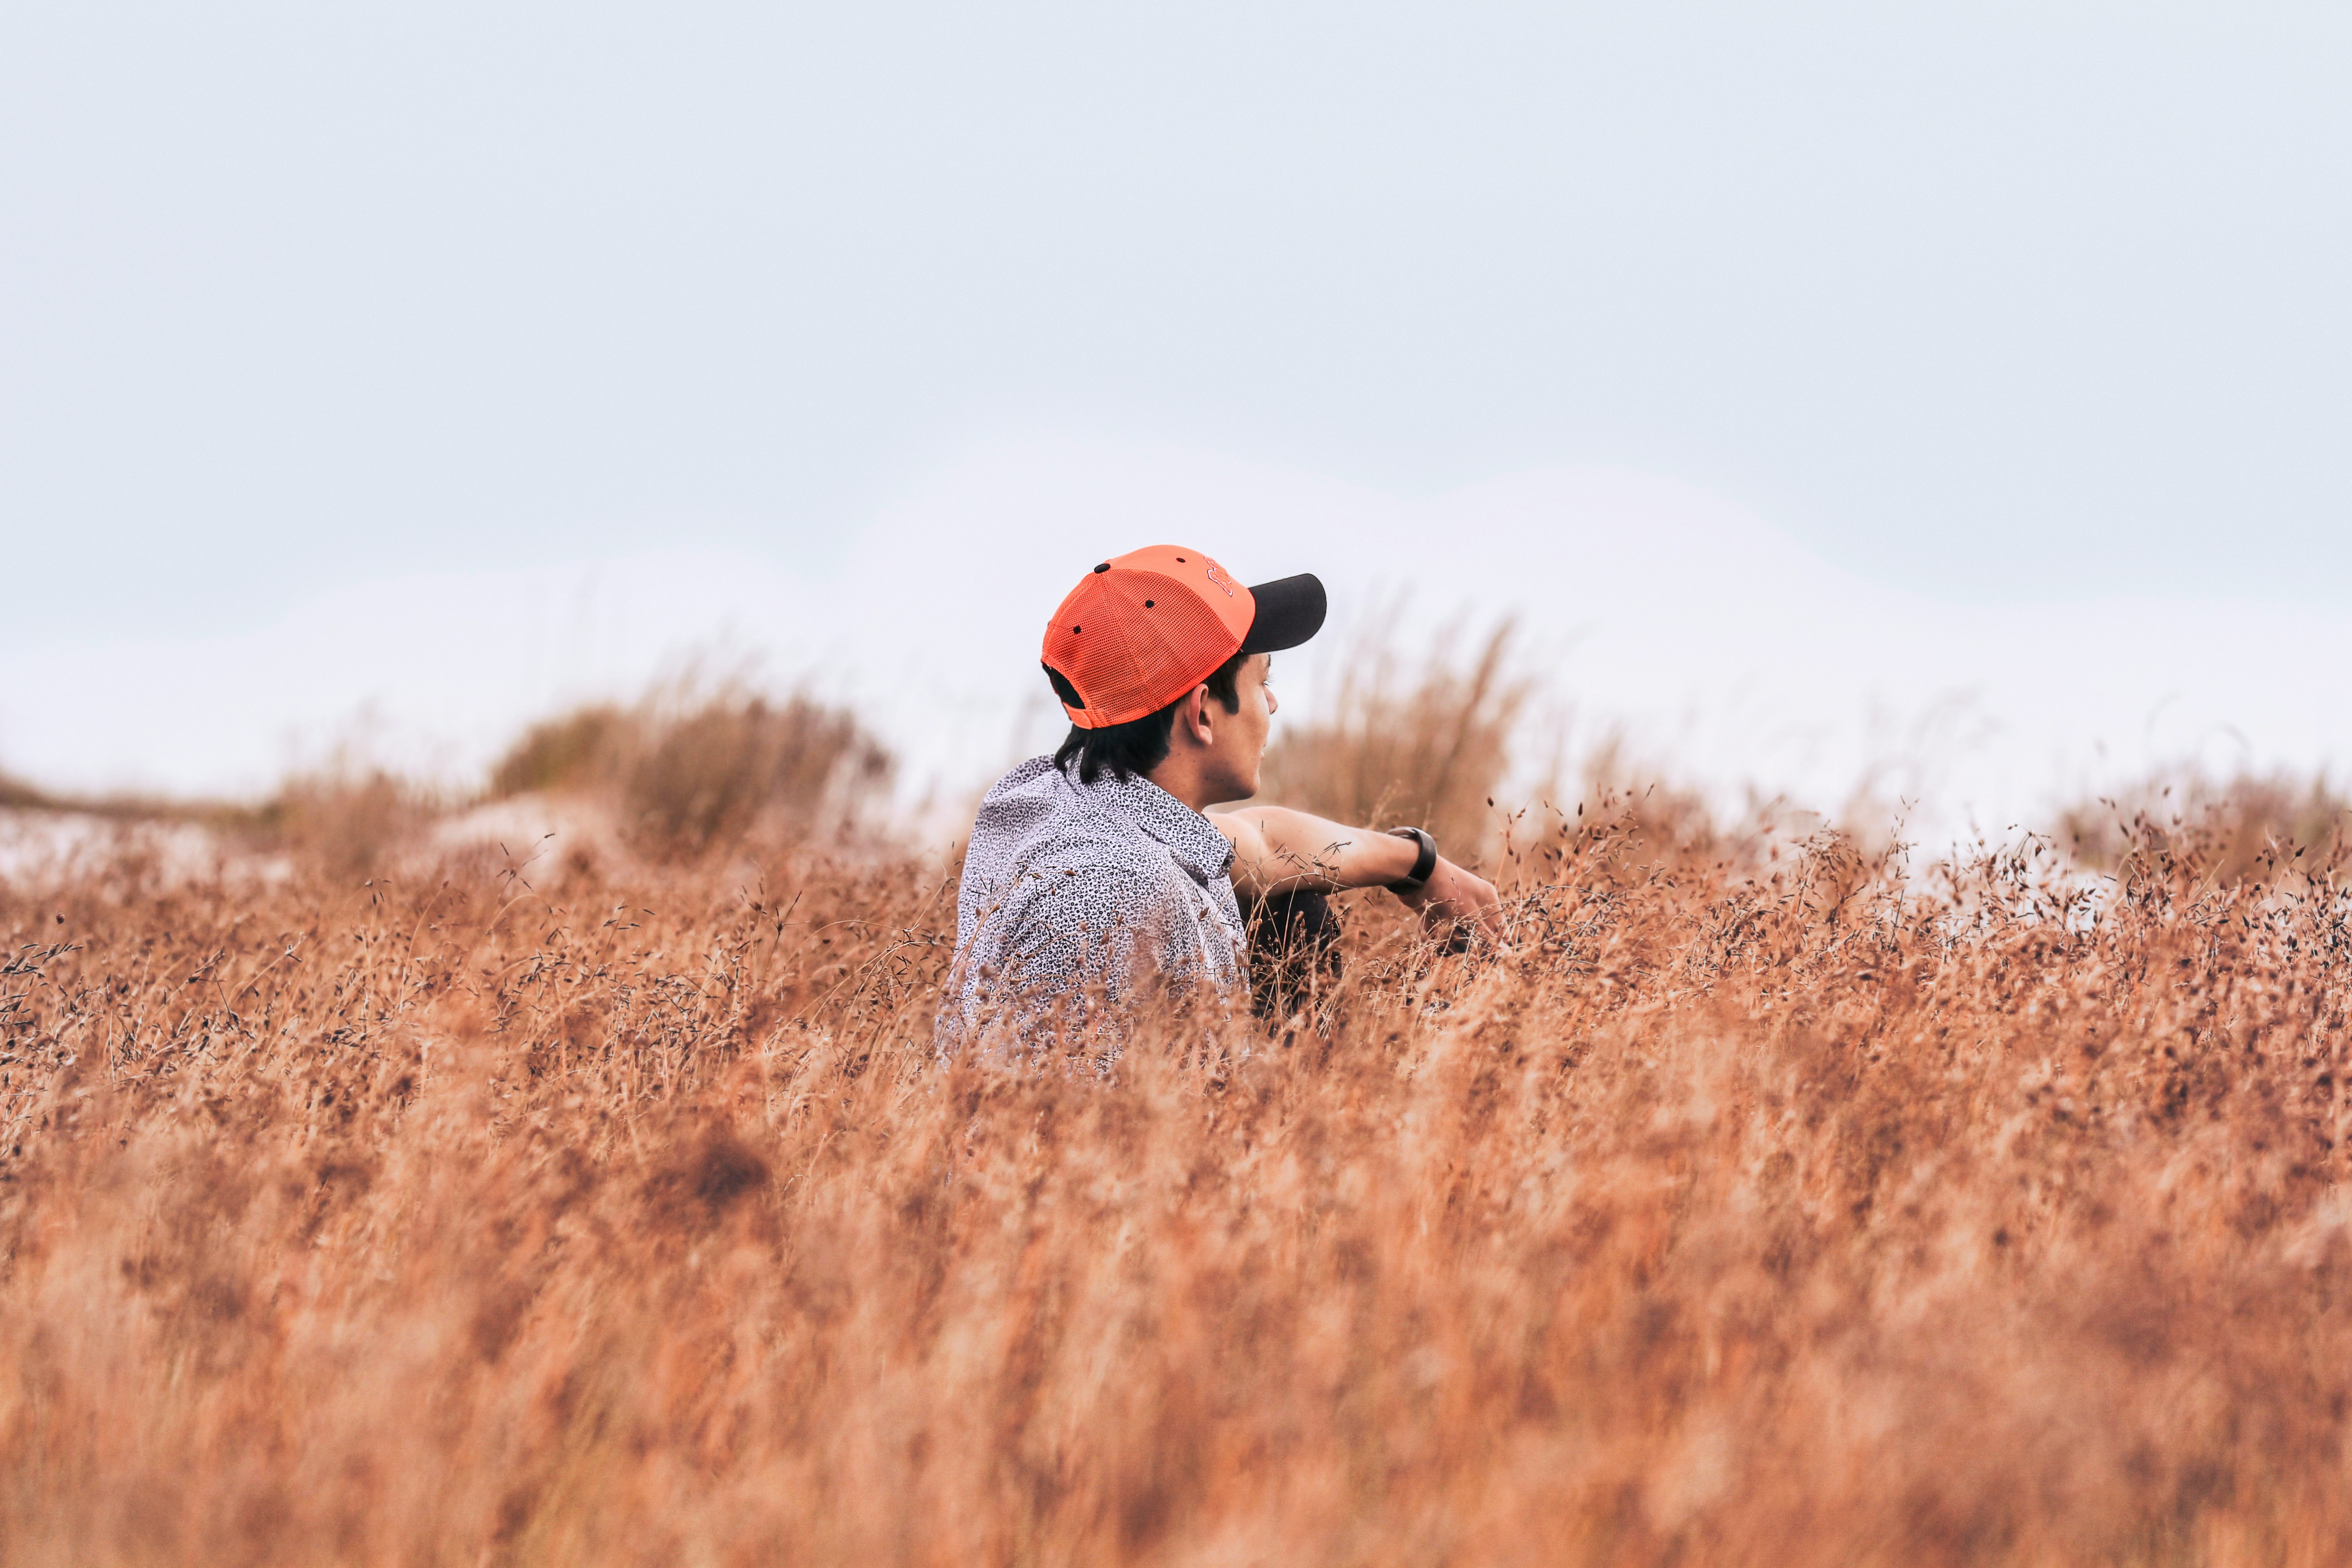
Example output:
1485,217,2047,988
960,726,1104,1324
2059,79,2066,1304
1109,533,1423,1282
5,3,2349,812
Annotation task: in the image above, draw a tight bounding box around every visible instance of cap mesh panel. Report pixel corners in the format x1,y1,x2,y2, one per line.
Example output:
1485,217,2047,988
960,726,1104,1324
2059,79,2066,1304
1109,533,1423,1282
1051,569,1242,725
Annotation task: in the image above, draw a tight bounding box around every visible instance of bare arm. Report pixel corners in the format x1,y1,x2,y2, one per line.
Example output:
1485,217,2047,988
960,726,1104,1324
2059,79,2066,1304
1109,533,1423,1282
1213,806,1502,933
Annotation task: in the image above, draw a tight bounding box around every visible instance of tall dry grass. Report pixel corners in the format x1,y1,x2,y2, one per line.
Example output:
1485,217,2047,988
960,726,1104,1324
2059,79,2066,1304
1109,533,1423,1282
1257,617,1530,858
5,779,2352,1565
2060,768,2352,888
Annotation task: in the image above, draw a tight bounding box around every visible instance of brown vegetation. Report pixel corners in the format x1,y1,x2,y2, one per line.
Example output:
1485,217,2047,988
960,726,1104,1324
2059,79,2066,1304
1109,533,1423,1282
486,679,893,862
263,763,438,884
0,772,52,813
1258,617,1530,855
2059,768,2351,888
5,771,2351,1564
0,674,891,887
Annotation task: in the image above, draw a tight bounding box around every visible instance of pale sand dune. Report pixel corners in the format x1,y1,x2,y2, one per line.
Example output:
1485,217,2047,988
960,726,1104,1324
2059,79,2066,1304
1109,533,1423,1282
0,810,244,888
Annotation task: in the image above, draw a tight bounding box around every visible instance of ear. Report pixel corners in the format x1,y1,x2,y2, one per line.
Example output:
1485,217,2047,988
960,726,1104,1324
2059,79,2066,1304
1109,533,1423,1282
1176,684,1215,745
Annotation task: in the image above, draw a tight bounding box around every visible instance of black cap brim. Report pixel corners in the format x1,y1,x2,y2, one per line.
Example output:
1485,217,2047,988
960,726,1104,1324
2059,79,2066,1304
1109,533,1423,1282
1241,573,1327,654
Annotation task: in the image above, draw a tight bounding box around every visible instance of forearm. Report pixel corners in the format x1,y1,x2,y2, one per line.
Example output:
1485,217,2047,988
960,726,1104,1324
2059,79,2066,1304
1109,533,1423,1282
1216,805,1504,937
1217,806,1420,901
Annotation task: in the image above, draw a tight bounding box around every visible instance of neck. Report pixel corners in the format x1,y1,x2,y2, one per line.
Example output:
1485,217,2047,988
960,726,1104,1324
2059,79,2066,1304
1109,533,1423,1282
1142,754,1220,815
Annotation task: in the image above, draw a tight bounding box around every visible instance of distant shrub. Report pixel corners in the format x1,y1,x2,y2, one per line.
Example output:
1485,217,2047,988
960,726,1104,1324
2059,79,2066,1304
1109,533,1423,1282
487,680,893,861
1256,617,1529,861
2058,769,2352,886
0,771,53,810
486,705,631,799
265,764,433,882
620,689,890,860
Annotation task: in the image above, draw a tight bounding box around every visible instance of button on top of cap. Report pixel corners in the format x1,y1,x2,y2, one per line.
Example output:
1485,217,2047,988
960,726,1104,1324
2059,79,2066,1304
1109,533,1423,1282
1093,563,1110,573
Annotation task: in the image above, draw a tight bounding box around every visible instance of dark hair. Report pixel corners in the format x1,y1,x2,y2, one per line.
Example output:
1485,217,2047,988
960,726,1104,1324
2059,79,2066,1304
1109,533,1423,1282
1050,650,1247,786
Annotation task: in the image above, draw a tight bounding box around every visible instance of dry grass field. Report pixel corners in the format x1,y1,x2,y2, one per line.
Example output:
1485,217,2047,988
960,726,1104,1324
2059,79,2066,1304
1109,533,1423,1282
4,684,2352,1565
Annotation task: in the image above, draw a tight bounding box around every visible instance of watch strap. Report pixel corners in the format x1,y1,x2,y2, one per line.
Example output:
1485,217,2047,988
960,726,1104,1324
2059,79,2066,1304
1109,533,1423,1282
1387,825,1437,891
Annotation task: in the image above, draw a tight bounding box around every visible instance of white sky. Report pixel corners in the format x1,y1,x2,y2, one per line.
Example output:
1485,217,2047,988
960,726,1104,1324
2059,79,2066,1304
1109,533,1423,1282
4,4,2349,834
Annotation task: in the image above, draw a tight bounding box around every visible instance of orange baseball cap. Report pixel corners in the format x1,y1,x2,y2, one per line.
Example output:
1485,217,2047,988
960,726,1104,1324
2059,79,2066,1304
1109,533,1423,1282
1041,545,1328,729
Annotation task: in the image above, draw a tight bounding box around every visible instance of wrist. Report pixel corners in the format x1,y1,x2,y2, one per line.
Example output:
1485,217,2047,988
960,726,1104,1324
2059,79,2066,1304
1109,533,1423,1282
1386,826,1437,892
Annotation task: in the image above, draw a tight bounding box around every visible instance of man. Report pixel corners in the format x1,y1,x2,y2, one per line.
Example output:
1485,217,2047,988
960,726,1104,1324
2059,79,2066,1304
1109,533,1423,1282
941,544,1500,1053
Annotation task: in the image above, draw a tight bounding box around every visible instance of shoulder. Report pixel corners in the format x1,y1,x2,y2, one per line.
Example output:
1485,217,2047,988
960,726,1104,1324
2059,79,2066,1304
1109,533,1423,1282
980,755,1065,806
1208,808,1267,862
965,760,1075,870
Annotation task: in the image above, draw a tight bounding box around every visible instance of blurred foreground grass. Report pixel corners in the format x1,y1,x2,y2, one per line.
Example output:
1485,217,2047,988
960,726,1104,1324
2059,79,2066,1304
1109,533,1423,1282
3,777,2352,1563
4,647,2352,1563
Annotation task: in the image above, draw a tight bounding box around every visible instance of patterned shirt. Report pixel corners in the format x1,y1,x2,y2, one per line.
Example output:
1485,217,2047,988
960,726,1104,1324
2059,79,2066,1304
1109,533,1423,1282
940,756,1248,1051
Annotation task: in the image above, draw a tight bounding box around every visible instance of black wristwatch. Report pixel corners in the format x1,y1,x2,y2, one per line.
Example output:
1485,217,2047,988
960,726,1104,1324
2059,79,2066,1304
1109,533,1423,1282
1387,826,1438,892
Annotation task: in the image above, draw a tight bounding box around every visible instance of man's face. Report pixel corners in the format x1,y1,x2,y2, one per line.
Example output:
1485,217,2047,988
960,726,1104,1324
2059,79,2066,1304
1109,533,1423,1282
1200,653,1278,806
